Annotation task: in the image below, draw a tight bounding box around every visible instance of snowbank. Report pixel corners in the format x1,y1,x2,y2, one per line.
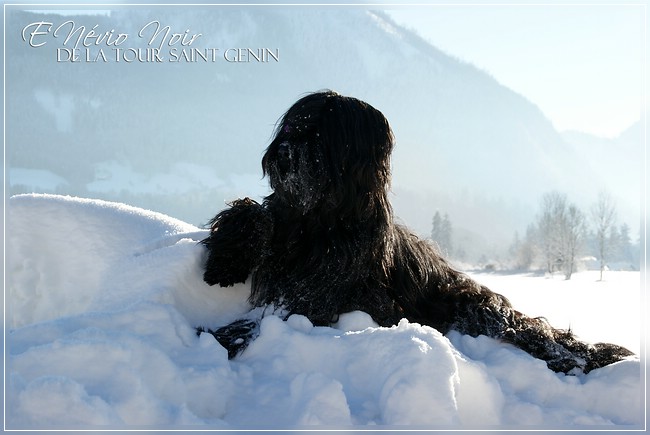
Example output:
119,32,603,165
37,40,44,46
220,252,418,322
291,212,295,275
5,194,643,429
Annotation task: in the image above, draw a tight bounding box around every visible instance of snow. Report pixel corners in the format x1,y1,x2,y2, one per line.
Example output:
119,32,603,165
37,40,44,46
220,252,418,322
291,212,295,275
467,271,642,355
87,161,227,195
5,194,643,429
9,168,69,193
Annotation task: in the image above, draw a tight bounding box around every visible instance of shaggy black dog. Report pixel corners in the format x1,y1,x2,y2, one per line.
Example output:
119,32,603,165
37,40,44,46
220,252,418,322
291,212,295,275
200,90,632,373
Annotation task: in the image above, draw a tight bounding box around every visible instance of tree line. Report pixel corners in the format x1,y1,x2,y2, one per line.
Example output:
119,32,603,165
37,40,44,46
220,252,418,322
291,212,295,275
431,191,639,279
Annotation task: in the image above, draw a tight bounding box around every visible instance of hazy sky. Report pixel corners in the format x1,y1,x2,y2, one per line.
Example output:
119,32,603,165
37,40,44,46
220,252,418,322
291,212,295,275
22,3,646,139
386,4,645,138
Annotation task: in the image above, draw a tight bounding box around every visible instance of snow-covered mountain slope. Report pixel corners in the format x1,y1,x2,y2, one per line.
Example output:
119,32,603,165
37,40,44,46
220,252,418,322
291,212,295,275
5,194,642,428
561,121,642,228
6,7,640,244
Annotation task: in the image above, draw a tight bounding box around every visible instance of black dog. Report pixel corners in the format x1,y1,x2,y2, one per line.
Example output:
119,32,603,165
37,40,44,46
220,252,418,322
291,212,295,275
201,90,632,373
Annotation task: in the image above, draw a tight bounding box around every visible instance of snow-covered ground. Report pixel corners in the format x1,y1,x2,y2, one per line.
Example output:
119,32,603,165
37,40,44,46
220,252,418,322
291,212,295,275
87,161,228,196
5,194,643,429
468,270,642,356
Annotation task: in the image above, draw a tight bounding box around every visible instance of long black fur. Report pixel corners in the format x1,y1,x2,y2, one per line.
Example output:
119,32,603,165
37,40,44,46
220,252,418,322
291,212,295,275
201,90,632,373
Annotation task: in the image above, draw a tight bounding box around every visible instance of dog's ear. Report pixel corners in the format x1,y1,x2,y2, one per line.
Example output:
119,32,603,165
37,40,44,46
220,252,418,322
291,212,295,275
316,94,394,219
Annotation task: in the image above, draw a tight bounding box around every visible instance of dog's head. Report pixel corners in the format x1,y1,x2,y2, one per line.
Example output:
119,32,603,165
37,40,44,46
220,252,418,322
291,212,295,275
262,90,394,218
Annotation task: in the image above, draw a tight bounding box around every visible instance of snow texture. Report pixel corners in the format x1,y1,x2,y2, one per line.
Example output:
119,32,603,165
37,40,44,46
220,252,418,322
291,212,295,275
5,194,642,429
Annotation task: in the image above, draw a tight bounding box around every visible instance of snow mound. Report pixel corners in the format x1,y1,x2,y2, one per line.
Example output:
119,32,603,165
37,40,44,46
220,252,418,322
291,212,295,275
5,194,642,429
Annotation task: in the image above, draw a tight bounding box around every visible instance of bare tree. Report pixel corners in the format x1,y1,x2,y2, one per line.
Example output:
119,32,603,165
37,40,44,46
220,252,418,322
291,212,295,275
591,191,617,281
535,191,586,279
537,191,567,274
562,204,587,280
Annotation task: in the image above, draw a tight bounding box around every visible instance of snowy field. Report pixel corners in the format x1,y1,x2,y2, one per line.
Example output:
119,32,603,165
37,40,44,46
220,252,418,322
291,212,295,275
468,270,642,356
5,194,643,429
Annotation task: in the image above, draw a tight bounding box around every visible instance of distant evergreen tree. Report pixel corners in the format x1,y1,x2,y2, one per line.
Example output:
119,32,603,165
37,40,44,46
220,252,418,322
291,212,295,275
617,223,634,266
441,214,453,255
509,231,521,258
619,223,631,249
509,225,536,270
431,211,453,256
431,212,442,242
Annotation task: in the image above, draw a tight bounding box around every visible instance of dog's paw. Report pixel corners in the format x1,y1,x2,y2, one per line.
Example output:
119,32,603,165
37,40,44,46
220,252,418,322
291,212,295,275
203,266,248,287
201,197,273,287
584,343,634,373
197,319,260,359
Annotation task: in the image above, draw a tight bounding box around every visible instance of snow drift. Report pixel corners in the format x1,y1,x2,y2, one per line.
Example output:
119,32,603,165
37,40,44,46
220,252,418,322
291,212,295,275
5,194,642,429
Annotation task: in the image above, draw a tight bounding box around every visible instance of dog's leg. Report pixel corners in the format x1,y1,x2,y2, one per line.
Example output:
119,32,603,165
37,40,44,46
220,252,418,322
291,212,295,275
586,342,635,372
201,198,273,287
197,319,260,359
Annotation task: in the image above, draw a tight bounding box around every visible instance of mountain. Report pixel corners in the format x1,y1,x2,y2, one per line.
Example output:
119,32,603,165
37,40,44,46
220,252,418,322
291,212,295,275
5,7,641,261
561,122,642,235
